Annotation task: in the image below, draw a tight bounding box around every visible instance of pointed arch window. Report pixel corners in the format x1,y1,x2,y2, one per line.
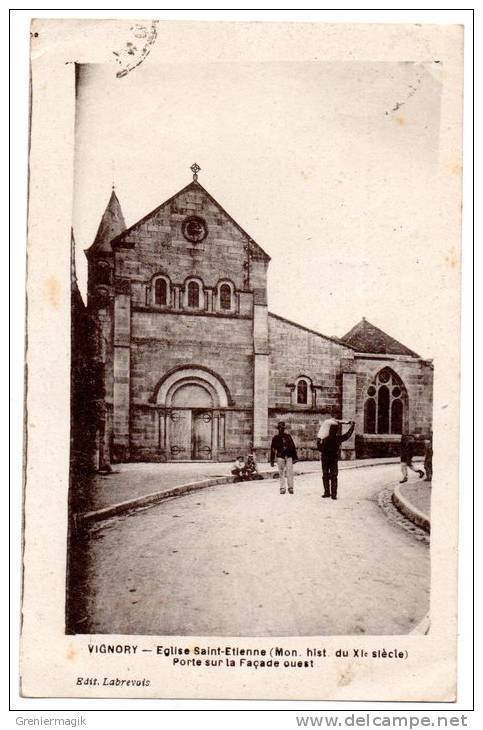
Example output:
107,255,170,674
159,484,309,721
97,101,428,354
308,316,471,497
391,398,404,434
364,368,407,434
364,397,376,434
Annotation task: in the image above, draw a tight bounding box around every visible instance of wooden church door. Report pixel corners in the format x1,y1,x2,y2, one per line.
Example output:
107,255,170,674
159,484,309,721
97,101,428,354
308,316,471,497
192,411,213,460
168,410,192,461
169,382,214,461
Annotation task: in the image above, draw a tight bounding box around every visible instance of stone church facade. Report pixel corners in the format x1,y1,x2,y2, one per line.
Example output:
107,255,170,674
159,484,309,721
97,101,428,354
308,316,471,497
82,169,433,465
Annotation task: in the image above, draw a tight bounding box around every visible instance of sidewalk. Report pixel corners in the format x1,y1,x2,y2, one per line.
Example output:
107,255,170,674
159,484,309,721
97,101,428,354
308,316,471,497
399,481,431,518
391,479,432,534
77,457,402,516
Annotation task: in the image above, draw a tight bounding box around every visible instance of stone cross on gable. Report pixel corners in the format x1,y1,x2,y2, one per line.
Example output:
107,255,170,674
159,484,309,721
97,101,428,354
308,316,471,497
190,162,201,181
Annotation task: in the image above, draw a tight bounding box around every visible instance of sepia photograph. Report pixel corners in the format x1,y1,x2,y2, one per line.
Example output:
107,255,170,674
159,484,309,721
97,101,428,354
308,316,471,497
68,53,438,638
20,17,463,700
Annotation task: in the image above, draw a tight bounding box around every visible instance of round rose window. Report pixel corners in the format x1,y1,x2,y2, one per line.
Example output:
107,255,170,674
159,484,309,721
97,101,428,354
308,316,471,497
182,216,208,243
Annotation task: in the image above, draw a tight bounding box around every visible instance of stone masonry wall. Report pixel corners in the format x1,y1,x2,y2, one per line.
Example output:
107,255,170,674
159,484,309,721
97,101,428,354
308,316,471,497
107,183,270,461
268,315,355,410
266,314,356,459
128,312,255,460
114,185,265,305
353,355,434,458
130,311,254,405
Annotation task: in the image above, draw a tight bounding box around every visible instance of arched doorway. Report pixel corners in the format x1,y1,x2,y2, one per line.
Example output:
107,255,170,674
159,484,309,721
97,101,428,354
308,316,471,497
154,366,232,461
168,381,214,460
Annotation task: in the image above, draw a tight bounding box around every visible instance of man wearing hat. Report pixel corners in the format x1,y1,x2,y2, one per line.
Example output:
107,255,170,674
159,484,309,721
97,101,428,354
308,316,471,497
270,421,298,495
317,420,355,500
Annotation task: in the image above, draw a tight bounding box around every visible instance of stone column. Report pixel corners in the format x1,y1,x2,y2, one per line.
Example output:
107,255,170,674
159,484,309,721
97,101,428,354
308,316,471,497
112,280,131,462
173,286,181,309
341,369,357,460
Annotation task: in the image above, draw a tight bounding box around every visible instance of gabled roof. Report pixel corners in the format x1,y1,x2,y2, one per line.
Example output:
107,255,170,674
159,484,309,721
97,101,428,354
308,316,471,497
341,318,420,358
85,189,126,257
269,312,355,349
111,180,270,262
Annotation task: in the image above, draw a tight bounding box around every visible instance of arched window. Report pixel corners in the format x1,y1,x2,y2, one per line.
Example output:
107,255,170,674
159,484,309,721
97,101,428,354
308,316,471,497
154,278,168,306
219,283,232,310
294,376,311,406
377,385,390,433
363,368,407,434
216,280,235,312
391,398,403,434
297,379,308,405
364,398,376,434
187,280,200,308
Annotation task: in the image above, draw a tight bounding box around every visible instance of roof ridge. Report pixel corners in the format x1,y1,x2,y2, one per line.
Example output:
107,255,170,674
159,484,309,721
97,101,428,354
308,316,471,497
110,180,270,261
341,317,420,358
269,311,355,349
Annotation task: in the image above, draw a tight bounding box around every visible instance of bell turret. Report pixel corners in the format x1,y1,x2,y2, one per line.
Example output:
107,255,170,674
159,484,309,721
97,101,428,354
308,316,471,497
85,188,126,306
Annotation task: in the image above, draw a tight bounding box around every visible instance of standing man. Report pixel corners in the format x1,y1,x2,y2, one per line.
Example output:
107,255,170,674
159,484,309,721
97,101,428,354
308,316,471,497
423,432,433,482
270,421,298,495
400,433,425,483
317,420,355,500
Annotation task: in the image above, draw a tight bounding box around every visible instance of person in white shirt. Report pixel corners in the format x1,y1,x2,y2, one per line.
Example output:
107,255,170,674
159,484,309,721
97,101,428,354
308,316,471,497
231,456,245,482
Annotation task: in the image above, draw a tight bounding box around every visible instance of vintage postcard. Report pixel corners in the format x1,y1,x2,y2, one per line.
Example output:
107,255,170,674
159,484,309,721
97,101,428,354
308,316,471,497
21,18,463,700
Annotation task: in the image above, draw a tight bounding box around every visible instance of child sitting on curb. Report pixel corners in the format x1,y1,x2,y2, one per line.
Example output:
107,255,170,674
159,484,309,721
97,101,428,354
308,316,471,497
243,451,264,481
231,456,245,482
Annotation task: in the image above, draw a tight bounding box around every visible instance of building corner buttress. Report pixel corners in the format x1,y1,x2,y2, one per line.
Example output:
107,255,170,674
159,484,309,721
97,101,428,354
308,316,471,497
340,359,357,460
252,279,269,452
111,279,131,462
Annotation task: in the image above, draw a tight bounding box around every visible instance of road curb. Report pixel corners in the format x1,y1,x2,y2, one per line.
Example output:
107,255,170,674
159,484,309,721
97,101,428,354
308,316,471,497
392,485,431,534
77,459,403,527
79,475,240,526
377,487,429,545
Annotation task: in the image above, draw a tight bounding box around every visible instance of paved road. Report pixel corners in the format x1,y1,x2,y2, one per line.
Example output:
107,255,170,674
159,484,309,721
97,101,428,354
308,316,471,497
86,458,401,512
81,465,429,636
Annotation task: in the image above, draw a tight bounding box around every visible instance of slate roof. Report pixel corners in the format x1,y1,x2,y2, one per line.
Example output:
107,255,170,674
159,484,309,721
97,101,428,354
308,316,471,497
341,318,420,358
85,189,126,257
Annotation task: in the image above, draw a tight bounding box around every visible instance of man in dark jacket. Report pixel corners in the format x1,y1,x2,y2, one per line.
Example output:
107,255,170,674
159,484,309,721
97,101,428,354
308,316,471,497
423,432,433,482
270,421,298,494
317,420,355,500
400,434,425,483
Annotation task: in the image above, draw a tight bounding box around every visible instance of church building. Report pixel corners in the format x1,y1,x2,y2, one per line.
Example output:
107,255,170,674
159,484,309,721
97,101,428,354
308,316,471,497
82,165,433,465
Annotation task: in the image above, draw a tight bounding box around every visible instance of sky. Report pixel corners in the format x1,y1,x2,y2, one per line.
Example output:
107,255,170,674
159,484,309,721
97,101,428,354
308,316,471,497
73,59,445,359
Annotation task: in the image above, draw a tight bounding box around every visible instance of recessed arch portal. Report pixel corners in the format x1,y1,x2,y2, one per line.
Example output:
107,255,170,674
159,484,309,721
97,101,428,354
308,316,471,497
153,366,232,461
169,381,214,409
153,366,231,408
